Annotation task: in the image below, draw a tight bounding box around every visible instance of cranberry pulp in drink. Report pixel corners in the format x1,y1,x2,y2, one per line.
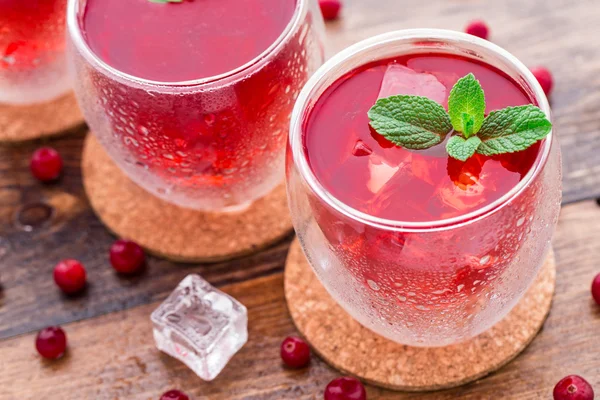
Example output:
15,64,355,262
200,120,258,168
304,54,541,222
74,0,323,209
81,0,297,82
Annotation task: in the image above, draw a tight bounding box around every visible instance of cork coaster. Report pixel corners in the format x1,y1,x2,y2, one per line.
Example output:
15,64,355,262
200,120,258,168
0,92,84,142
82,134,293,262
284,238,556,391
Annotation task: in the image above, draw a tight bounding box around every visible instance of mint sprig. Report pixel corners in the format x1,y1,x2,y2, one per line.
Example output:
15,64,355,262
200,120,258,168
368,72,552,161
367,95,452,150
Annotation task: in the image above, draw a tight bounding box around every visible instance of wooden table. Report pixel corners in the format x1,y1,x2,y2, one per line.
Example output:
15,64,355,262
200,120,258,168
1,0,599,399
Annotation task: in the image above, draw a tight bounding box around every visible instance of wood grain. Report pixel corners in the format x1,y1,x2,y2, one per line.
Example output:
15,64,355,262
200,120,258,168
0,132,292,338
0,201,599,400
1,0,600,398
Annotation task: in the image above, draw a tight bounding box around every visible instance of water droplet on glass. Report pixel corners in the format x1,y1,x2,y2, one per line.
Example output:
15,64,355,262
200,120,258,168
516,217,525,227
367,280,380,291
138,125,149,136
479,255,490,265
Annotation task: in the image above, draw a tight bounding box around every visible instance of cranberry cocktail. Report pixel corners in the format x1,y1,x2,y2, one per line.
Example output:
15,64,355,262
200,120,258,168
305,53,540,222
287,30,561,346
69,0,324,210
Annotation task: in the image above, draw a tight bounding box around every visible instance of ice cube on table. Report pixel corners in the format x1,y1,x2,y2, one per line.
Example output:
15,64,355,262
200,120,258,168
151,274,248,381
378,64,448,106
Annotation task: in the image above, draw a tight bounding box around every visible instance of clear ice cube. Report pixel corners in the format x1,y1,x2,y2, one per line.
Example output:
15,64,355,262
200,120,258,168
367,155,401,194
378,64,448,106
151,274,248,381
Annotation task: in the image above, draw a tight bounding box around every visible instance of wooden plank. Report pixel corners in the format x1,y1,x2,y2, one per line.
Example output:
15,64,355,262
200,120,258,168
1,200,599,400
2,0,600,340
0,133,292,338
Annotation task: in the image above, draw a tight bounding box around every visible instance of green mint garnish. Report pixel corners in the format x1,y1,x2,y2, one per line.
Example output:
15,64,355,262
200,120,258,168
367,95,452,150
446,135,482,161
476,105,553,155
448,74,486,138
368,72,552,161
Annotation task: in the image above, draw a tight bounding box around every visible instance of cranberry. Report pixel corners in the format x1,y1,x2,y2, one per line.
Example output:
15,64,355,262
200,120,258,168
35,326,67,359
53,259,87,294
324,377,367,400
160,390,190,400
553,375,595,400
531,66,554,97
319,0,341,21
280,336,311,368
352,140,372,157
30,147,63,182
110,240,146,274
592,273,600,306
465,20,489,40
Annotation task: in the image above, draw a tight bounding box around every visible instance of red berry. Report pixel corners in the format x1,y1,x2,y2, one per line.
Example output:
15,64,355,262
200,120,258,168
324,377,367,400
352,140,372,157
319,0,341,21
30,147,63,182
553,375,595,400
531,66,554,97
592,273,600,306
160,390,190,400
465,20,489,40
280,336,311,368
35,326,67,359
53,259,87,294
110,240,146,274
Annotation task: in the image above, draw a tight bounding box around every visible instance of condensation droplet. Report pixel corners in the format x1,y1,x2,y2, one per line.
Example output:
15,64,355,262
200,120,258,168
479,255,491,265
516,217,525,227
367,280,380,291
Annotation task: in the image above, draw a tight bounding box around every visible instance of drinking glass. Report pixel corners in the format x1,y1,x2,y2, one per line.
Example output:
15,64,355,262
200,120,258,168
67,0,325,211
287,30,562,347
0,0,70,105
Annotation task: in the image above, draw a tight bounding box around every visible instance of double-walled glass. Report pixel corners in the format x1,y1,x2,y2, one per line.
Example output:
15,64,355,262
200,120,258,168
67,0,325,211
0,0,70,104
287,30,562,347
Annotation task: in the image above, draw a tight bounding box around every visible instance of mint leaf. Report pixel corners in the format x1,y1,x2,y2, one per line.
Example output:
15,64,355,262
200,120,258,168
462,113,474,136
476,105,552,155
368,95,452,150
447,135,482,161
448,73,486,137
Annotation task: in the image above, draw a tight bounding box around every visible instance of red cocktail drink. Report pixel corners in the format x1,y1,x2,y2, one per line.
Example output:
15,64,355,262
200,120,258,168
287,31,561,346
68,0,325,210
305,54,540,222
0,0,70,104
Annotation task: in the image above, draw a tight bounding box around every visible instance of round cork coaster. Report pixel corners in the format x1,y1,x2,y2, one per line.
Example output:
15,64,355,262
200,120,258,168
82,134,293,262
0,92,84,142
284,239,556,392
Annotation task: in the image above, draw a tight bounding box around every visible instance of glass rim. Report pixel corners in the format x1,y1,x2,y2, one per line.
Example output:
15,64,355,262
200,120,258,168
289,29,553,233
66,0,308,87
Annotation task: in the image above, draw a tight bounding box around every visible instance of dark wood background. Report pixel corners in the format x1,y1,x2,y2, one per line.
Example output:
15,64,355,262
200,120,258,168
1,0,599,398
